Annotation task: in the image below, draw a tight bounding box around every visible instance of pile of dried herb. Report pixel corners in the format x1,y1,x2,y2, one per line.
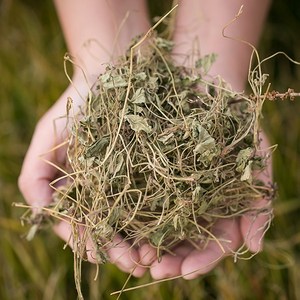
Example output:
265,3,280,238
45,35,274,265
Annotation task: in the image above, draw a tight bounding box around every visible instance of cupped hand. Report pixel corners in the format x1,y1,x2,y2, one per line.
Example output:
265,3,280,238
18,76,147,277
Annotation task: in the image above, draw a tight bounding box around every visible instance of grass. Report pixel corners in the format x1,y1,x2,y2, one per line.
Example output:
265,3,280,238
0,0,300,299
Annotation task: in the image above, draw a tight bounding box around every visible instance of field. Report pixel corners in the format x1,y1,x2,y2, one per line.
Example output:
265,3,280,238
1,1,300,299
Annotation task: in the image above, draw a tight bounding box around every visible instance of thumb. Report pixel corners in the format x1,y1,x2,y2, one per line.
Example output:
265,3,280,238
18,81,87,208
18,118,60,208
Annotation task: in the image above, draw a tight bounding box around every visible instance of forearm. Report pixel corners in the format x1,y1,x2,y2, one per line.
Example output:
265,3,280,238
53,0,150,81
173,0,271,90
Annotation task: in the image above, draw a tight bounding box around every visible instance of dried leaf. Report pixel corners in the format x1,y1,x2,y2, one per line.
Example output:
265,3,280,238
241,160,253,182
192,186,205,203
194,138,216,155
149,227,169,247
157,132,174,144
156,37,174,51
109,154,124,175
86,137,109,158
236,147,253,172
26,224,39,241
147,76,158,90
125,114,152,133
100,72,127,89
131,88,147,104
197,200,209,215
134,72,147,81
192,121,218,161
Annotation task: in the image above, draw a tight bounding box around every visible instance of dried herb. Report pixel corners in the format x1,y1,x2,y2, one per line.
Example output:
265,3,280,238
45,34,276,265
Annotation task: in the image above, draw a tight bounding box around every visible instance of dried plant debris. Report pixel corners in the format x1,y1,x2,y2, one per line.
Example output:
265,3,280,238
26,36,278,266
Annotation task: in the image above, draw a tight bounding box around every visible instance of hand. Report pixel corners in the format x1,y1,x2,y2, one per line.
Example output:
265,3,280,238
19,76,148,277
19,0,151,278
146,0,272,281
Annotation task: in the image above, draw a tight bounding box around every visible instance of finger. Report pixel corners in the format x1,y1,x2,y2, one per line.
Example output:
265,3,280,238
181,218,241,280
18,108,68,208
240,199,272,253
53,220,74,244
150,244,193,280
240,131,273,253
18,82,87,208
18,127,59,208
105,235,147,277
54,221,147,277
138,243,157,266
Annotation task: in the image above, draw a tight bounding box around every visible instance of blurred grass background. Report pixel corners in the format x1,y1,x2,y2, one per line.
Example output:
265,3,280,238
0,0,300,299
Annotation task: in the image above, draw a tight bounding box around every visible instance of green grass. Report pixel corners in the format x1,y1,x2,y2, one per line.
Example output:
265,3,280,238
1,0,300,299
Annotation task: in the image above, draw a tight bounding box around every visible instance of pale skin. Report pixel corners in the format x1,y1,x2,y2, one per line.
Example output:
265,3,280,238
18,0,272,280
